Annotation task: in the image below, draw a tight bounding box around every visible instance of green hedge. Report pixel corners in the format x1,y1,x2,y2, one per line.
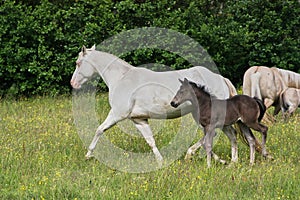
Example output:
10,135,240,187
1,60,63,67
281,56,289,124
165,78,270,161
0,0,299,96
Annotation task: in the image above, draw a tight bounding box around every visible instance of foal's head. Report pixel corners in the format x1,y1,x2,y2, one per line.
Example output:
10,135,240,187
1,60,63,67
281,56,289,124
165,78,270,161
171,78,213,108
170,78,196,108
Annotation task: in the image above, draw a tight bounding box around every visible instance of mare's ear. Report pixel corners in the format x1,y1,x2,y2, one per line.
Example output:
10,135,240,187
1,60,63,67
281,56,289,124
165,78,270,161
91,44,96,50
183,78,189,83
179,79,184,84
82,45,87,55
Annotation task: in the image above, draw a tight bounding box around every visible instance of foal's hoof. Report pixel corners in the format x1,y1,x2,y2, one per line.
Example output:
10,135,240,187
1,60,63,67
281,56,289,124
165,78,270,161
184,152,193,160
264,154,274,161
219,159,227,165
226,162,238,168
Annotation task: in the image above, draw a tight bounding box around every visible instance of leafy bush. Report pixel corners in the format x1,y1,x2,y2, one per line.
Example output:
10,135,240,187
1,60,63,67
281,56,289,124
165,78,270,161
0,0,299,96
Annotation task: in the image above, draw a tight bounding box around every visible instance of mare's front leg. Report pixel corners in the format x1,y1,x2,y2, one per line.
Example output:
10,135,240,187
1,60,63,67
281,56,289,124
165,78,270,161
222,126,238,163
86,110,123,159
133,119,163,164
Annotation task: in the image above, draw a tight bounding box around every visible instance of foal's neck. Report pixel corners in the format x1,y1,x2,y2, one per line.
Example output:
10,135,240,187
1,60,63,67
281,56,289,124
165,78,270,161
193,86,212,106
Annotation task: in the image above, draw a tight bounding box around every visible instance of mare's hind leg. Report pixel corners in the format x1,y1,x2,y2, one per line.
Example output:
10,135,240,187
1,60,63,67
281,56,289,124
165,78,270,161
86,109,124,159
222,126,238,163
132,119,163,164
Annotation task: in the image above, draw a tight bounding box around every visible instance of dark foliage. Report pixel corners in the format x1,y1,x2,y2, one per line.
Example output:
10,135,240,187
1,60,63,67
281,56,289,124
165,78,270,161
1,0,299,96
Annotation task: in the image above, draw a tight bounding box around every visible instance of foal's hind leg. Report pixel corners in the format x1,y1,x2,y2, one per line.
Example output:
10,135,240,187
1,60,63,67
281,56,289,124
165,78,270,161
249,123,269,158
237,121,256,165
132,119,163,164
259,124,268,158
222,126,238,163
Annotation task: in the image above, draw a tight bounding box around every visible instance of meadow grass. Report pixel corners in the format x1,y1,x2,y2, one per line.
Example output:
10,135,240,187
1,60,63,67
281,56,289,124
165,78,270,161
0,94,299,199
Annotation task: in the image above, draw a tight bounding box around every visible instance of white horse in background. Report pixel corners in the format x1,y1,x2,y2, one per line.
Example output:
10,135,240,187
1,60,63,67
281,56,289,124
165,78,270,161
280,87,300,119
71,45,261,165
243,66,300,115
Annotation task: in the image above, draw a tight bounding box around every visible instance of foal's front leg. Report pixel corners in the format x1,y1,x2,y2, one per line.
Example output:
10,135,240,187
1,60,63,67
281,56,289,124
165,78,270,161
185,131,226,165
204,126,215,168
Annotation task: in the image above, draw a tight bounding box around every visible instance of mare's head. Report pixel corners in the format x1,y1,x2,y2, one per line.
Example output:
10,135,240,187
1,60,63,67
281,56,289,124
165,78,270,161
70,45,96,89
170,78,195,108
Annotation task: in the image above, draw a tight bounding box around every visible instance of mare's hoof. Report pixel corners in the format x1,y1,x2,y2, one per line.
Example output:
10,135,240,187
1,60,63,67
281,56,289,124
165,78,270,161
85,151,94,160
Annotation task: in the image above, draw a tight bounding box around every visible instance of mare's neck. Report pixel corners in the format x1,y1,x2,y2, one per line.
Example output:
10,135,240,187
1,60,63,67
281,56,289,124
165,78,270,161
91,51,133,88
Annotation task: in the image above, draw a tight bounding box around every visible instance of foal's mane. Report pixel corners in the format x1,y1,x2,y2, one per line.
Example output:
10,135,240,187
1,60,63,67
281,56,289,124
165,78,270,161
188,81,217,99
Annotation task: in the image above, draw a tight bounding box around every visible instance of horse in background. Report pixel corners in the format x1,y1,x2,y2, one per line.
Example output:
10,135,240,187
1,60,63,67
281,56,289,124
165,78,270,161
171,78,268,167
243,66,300,115
280,87,300,120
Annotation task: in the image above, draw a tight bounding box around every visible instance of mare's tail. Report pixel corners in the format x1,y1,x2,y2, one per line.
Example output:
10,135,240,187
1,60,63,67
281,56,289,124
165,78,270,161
254,97,266,122
249,69,262,99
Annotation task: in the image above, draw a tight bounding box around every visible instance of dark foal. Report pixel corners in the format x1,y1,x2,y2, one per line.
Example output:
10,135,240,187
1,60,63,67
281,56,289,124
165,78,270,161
171,78,268,167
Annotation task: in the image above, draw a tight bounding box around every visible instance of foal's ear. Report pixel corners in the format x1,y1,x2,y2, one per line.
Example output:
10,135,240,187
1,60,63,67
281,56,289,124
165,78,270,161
179,79,184,84
183,78,189,83
91,44,96,50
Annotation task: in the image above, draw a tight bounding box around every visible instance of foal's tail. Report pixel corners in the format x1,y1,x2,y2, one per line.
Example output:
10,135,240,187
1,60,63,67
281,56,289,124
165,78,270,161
254,97,266,122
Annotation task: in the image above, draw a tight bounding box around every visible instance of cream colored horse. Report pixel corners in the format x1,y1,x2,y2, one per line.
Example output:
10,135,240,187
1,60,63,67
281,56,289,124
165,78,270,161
243,66,300,115
280,87,300,119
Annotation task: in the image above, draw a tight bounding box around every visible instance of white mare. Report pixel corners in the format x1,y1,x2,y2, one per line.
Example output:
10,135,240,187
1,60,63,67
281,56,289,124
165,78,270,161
71,45,257,165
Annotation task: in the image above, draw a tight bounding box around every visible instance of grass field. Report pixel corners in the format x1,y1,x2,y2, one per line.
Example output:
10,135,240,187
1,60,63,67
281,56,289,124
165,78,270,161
1,94,299,199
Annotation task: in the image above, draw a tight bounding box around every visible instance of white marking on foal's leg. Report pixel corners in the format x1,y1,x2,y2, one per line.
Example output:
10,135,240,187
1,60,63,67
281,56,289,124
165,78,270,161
186,133,226,165
185,137,204,160
223,126,238,163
